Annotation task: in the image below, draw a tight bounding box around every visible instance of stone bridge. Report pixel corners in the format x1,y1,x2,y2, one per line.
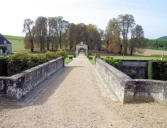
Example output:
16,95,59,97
0,54,167,128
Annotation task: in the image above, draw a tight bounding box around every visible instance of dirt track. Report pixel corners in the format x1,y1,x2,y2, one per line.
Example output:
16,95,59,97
0,54,167,128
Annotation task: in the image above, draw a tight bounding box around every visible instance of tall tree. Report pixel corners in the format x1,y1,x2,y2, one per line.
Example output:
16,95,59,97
66,23,77,50
118,14,135,55
129,25,145,55
35,16,47,52
54,16,69,49
23,19,35,52
105,18,120,53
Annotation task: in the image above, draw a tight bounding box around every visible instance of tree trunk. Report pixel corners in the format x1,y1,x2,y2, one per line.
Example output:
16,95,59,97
30,39,34,52
130,48,133,56
47,40,50,51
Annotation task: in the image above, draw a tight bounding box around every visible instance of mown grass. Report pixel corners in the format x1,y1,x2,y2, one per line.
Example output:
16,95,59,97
3,35,27,53
3,35,24,40
88,55,162,65
9,39,28,53
102,56,160,60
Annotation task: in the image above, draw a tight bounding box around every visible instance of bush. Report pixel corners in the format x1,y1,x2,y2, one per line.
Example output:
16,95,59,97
0,57,8,76
88,56,93,60
56,50,67,59
45,51,58,61
69,56,73,60
152,60,167,80
7,53,29,75
101,57,122,69
0,50,67,76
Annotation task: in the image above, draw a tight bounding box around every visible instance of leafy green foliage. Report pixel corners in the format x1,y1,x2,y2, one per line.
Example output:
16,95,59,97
56,50,67,59
7,53,29,75
88,56,93,60
0,51,66,76
69,56,73,60
100,56,122,69
64,55,74,64
0,57,8,76
152,60,167,80
145,39,167,50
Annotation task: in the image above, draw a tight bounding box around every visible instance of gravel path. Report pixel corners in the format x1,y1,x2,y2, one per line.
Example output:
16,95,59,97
0,54,167,128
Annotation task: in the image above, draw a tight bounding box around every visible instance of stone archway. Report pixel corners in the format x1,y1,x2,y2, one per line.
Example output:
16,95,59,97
75,42,88,56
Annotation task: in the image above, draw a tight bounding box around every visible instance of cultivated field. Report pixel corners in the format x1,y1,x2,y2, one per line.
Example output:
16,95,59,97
135,49,167,56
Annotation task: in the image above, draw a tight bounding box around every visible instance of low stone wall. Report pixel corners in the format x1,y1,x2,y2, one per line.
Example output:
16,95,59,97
95,58,167,104
125,79,167,104
96,58,131,103
0,57,64,100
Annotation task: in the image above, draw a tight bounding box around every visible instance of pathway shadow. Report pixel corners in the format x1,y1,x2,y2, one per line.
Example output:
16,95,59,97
0,66,83,110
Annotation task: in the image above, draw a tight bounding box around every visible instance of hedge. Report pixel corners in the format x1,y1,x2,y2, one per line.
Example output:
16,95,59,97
100,56,122,69
0,50,67,76
0,58,8,76
152,60,167,80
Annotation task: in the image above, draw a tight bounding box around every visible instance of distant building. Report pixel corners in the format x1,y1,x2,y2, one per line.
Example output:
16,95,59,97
0,34,12,55
75,42,88,56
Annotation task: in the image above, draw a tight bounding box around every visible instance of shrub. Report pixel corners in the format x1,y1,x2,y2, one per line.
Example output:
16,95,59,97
45,51,58,61
0,57,8,76
56,50,67,59
7,53,29,75
102,57,122,69
88,56,93,60
0,51,67,76
152,60,167,80
69,56,73,60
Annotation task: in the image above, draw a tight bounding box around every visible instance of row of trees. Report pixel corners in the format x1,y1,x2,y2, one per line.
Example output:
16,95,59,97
105,14,145,55
23,16,102,52
23,14,145,55
145,39,167,50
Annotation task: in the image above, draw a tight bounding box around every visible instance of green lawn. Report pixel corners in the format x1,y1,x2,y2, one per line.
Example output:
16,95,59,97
3,35,27,53
101,56,160,60
4,35,24,40
9,39,27,53
88,55,162,65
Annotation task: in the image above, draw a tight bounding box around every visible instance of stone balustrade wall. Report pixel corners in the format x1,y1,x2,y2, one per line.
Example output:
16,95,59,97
0,57,64,100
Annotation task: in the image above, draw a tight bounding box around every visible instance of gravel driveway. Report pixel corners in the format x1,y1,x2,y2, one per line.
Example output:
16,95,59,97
0,54,167,128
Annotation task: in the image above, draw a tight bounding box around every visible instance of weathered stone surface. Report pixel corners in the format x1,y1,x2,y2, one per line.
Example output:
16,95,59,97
0,57,64,100
95,58,167,104
95,58,131,103
124,79,167,104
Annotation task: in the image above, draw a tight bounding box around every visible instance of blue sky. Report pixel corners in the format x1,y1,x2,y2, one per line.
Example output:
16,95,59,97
0,0,166,39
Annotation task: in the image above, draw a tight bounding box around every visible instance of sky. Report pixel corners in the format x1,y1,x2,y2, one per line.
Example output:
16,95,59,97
0,0,167,39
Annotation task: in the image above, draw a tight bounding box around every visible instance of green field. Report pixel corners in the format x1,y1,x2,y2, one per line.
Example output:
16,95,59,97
4,35,24,40
88,55,162,64
103,56,160,60
3,35,27,53
8,39,27,53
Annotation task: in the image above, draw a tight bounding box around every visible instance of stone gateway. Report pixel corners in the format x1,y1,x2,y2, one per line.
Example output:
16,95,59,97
75,42,88,56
